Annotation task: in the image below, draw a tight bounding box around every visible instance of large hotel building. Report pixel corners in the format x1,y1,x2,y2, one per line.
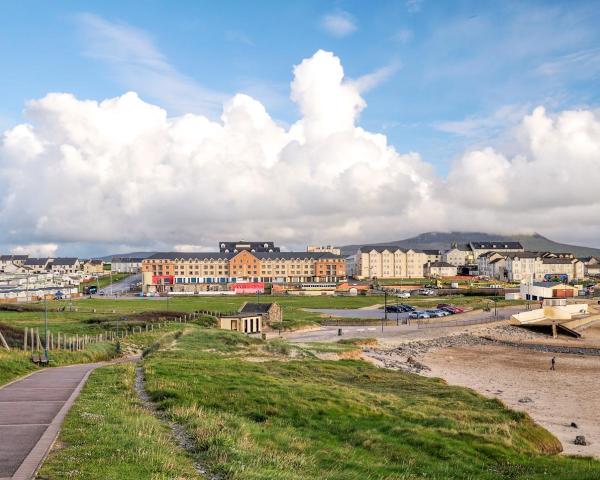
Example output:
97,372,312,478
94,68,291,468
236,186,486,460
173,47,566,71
142,241,346,294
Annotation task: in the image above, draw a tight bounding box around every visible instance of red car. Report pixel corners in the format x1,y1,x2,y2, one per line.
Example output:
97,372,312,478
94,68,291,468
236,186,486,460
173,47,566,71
437,304,464,314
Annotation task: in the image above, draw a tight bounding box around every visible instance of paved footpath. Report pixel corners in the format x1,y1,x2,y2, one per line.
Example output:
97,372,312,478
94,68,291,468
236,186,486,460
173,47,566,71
0,363,99,480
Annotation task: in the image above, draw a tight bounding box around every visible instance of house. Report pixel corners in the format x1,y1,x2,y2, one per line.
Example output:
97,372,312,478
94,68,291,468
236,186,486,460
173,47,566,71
83,259,104,274
50,258,81,274
579,257,600,277
239,302,282,325
540,258,585,281
520,282,578,300
111,257,143,273
23,258,52,273
424,261,457,278
0,255,29,272
218,313,262,334
504,252,542,282
441,245,473,267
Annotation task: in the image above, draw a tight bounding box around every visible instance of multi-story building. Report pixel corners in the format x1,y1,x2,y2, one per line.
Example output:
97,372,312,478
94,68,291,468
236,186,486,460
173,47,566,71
307,245,341,256
479,251,585,282
355,247,427,279
22,258,52,273
424,261,457,278
0,255,29,272
142,250,346,293
83,259,104,274
579,257,600,276
442,245,474,267
423,249,442,263
219,241,279,253
468,241,524,259
111,257,143,273
50,258,81,274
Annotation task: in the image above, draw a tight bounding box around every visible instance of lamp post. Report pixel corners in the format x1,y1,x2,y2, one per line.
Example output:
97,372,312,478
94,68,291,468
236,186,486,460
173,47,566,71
44,296,49,361
382,290,388,332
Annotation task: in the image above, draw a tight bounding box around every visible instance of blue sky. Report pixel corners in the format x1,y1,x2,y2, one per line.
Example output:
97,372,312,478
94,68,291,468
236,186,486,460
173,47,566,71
2,0,599,174
1,1,600,256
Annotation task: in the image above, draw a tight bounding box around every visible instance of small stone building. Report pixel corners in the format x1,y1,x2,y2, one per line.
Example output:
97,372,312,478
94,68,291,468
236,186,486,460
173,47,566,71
218,313,262,334
238,302,282,325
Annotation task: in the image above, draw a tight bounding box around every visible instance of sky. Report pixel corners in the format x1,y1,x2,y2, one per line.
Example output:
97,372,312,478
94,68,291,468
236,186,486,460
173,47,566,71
0,0,600,257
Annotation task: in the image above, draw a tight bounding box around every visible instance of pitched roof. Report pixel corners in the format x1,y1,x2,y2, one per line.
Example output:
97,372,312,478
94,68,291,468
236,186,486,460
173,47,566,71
358,246,424,254
52,257,79,266
542,258,575,264
111,257,144,262
145,251,342,261
427,261,455,268
24,257,50,266
470,241,523,250
533,281,569,288
239,302,274,314
423,249,441,255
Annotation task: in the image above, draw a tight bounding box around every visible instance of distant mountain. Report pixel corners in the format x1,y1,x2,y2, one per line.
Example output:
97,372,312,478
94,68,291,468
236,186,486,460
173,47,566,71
95,251,157,261
340,232,600,258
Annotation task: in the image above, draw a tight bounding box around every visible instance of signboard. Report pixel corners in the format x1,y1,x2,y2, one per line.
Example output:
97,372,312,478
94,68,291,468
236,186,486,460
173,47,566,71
152,275,174,285
543,274,568,283
232,282,264,294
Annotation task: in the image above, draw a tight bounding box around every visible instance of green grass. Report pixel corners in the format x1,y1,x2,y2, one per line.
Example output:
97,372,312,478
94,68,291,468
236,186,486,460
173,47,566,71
0,294,525,342
136,329,600,480
79,273,132,292
37,362,202,480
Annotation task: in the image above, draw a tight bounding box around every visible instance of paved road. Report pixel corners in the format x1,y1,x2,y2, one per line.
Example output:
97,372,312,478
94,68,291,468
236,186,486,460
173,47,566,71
284,305,528,344
98,273,141,296
0,364,98,480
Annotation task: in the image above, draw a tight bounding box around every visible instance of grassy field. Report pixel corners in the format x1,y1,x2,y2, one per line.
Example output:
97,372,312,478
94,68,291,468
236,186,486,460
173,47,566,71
79,272,132,292
0,294,525,336
38,361,202,480
126,328,599,480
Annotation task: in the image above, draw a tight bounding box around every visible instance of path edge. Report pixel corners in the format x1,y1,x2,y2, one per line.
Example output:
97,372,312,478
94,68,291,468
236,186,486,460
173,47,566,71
10,365,98,480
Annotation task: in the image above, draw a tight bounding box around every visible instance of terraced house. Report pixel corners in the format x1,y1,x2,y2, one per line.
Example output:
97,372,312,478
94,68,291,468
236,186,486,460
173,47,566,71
142,249,346,293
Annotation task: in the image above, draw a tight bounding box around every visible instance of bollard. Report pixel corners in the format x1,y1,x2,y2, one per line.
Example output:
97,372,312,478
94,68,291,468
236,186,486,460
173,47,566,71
338,328,342,336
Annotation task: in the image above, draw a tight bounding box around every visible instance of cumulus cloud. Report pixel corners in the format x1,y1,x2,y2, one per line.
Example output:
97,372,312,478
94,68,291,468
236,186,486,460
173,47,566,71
320,11,357,38
11,243,58,257
0,50,599,254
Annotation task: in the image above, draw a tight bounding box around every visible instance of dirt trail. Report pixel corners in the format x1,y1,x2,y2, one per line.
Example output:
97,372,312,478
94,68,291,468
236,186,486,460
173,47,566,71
134,360,220,479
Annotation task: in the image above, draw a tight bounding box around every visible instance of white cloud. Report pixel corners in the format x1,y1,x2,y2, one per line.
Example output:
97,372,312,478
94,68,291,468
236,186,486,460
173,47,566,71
391,28,413,44
77,13,227,117
0,50,599,252
320,11,357,38
11,243,58,257
349,61,402,93
406,0,424,13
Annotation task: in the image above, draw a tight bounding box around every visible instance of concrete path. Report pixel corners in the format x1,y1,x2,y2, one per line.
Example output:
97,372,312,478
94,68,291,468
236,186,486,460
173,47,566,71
0,363,99,480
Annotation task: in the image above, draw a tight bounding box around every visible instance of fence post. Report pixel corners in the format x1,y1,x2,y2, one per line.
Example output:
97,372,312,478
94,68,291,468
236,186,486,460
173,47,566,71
23,327,28,351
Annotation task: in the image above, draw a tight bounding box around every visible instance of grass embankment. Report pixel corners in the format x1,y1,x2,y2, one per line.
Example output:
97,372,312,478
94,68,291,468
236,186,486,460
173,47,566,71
132,329,599,480
37,362,202,480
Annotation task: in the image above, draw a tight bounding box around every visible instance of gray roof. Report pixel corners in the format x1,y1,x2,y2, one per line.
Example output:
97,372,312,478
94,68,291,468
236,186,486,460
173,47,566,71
52,257,79,266
146,251,341,261
111,257,144,262
427,261,455,268
470,241,523,250
219,241,280,253
542,258,574,264
423,249,441,255
239,302,274,314
24,257,50,266
358,246,424,254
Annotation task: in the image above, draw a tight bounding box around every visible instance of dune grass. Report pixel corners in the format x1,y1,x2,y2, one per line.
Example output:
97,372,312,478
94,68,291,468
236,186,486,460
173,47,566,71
137,329,600,480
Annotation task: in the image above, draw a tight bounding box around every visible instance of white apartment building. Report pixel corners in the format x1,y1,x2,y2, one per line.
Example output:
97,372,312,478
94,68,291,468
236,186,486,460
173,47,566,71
355,247,428,279
424,261,457,278
423,250,442,263
111,257,143,273
479,251,585,282
469,241,524,259
307,245,341,256
442,246,473,267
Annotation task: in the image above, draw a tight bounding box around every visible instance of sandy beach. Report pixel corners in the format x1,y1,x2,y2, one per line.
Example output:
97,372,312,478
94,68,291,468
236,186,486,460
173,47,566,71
365,322,600,458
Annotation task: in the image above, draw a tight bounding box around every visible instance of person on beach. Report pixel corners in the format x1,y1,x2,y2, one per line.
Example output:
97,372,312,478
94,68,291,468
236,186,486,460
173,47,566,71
550,357,556,371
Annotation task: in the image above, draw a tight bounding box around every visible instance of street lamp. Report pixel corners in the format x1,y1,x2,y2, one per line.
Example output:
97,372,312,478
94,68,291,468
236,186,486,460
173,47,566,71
44,296,49,361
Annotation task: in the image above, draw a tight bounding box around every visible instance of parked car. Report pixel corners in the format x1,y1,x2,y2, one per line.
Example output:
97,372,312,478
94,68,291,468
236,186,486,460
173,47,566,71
409,311,430,319
385,305,401,313
400,304,416,312
438,306,457,314
426,309,447,317
396,291,411,298
421,289,436,296
437,303,464,314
